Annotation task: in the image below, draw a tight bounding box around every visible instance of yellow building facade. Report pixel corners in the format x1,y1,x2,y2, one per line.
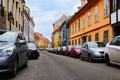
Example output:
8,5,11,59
2,0,25,32
68,0,113,45
39,38,49,48
53,30,61,48
52,15,67,48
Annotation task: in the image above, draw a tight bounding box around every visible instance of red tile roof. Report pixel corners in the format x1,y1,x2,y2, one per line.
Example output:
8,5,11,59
34,32,50,42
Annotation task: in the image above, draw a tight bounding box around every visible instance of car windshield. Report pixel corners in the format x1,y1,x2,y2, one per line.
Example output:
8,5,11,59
75,45,82,49
88,42,105,48
0,31,16,43
28,43,36,48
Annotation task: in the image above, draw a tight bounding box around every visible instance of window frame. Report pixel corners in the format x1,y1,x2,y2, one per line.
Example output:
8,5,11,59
104,0,109,18
112,0,117,12
78,18,80,31
78,38,81,44
0,0,2,5
88,35,91,41
104,30,109,44
75,22,77,33
88,11,91,26
94,5,99,22
95,33,99,41
82,16,85,29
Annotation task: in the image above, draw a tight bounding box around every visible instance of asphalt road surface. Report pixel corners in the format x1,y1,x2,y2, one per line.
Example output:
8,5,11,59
1,50,120,80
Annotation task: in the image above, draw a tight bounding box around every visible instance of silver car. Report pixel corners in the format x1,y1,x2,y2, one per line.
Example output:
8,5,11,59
0,30,28,77
80,41,105,62
105,36,120,66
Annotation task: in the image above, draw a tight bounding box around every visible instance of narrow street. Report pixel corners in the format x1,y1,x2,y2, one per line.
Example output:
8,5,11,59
1,50,120,80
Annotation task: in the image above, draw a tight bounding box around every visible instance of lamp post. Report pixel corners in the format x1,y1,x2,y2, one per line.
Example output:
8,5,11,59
8,11,13,31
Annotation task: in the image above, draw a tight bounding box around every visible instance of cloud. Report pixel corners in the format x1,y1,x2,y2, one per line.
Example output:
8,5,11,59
25,0,81,41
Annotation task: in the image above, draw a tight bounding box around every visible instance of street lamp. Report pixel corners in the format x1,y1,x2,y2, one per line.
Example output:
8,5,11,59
8,11,14,31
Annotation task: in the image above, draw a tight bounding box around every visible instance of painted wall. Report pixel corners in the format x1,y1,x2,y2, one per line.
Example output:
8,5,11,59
69,0,113,45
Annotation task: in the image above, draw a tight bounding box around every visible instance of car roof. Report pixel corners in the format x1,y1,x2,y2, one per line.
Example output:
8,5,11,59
0,30,21,35
86,41,103,43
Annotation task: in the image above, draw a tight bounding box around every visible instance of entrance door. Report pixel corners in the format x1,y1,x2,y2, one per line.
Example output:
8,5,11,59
114,26,120,36
82,36,87,44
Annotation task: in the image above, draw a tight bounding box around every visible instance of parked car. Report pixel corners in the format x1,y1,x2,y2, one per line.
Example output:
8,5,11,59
53,48,58,54
105,36,120,66
65,46,72,56
57,47,61,54
80,41,105,62
70,45,82,58
0,30,28,77
27,42,40,60
59,46,66,55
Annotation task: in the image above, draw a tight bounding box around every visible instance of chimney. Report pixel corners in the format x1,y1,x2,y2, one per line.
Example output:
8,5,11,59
81,0,87,7
78,7,81,11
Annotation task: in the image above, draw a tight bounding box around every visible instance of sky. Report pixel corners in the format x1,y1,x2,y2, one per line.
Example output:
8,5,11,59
25,0,81,41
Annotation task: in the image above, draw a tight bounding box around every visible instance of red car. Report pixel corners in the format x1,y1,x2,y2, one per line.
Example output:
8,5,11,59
65,46,72,56
70,45,82,58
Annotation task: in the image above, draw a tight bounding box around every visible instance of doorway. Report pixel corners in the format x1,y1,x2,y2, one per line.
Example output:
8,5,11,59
82,36,87,44
114,26,120,36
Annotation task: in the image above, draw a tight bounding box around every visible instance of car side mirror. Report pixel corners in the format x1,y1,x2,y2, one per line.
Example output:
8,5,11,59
19,40,26,45
85,46,88,49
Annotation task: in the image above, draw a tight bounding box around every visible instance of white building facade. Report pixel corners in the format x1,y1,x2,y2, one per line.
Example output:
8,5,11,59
29,17,35,42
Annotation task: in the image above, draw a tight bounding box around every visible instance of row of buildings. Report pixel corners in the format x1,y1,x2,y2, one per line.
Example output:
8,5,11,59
34,32,51,48
0,0,34,42
52,0,120,48
0,0,50,48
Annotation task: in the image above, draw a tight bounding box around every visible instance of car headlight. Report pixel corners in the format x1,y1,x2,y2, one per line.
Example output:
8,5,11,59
0,47,13,56
95,51,100,55
92,51,100,55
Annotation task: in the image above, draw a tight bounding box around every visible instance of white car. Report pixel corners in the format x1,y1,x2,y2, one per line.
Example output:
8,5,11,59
105,36,120,65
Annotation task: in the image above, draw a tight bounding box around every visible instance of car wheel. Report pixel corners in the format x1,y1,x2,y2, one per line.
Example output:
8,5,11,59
105,54,111,66
10,60,18,77
24,56,28,68
80,54,84,60
88,54,92,62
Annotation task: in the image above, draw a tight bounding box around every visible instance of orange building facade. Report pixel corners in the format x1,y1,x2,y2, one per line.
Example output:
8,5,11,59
68,0,113,45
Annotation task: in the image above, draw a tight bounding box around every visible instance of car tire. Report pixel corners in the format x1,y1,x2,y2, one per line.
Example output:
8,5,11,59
80,54,84,60
88,54,92,62
105,54,111,66
10,60,18,77
24,56,28,68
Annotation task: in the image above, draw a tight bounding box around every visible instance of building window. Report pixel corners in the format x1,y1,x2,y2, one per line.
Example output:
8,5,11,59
72,25,74,34
69,41,71,45
13,0,14,3
104,30,109,44
82,16,85,29
0,0,5,7
112,0,117,12
0,0,2,5
88,35,91,41
8,0,10,12
75,22,77,33
72,40,74,45
118,1,120,9
16,1,19,9
70,41,71,45
78,18,80,31
75,39,77,45
0,0,1,5
94,5,98,22
95,33,99,41
78,38,81,44
104,0,109,17
88,11,91,26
